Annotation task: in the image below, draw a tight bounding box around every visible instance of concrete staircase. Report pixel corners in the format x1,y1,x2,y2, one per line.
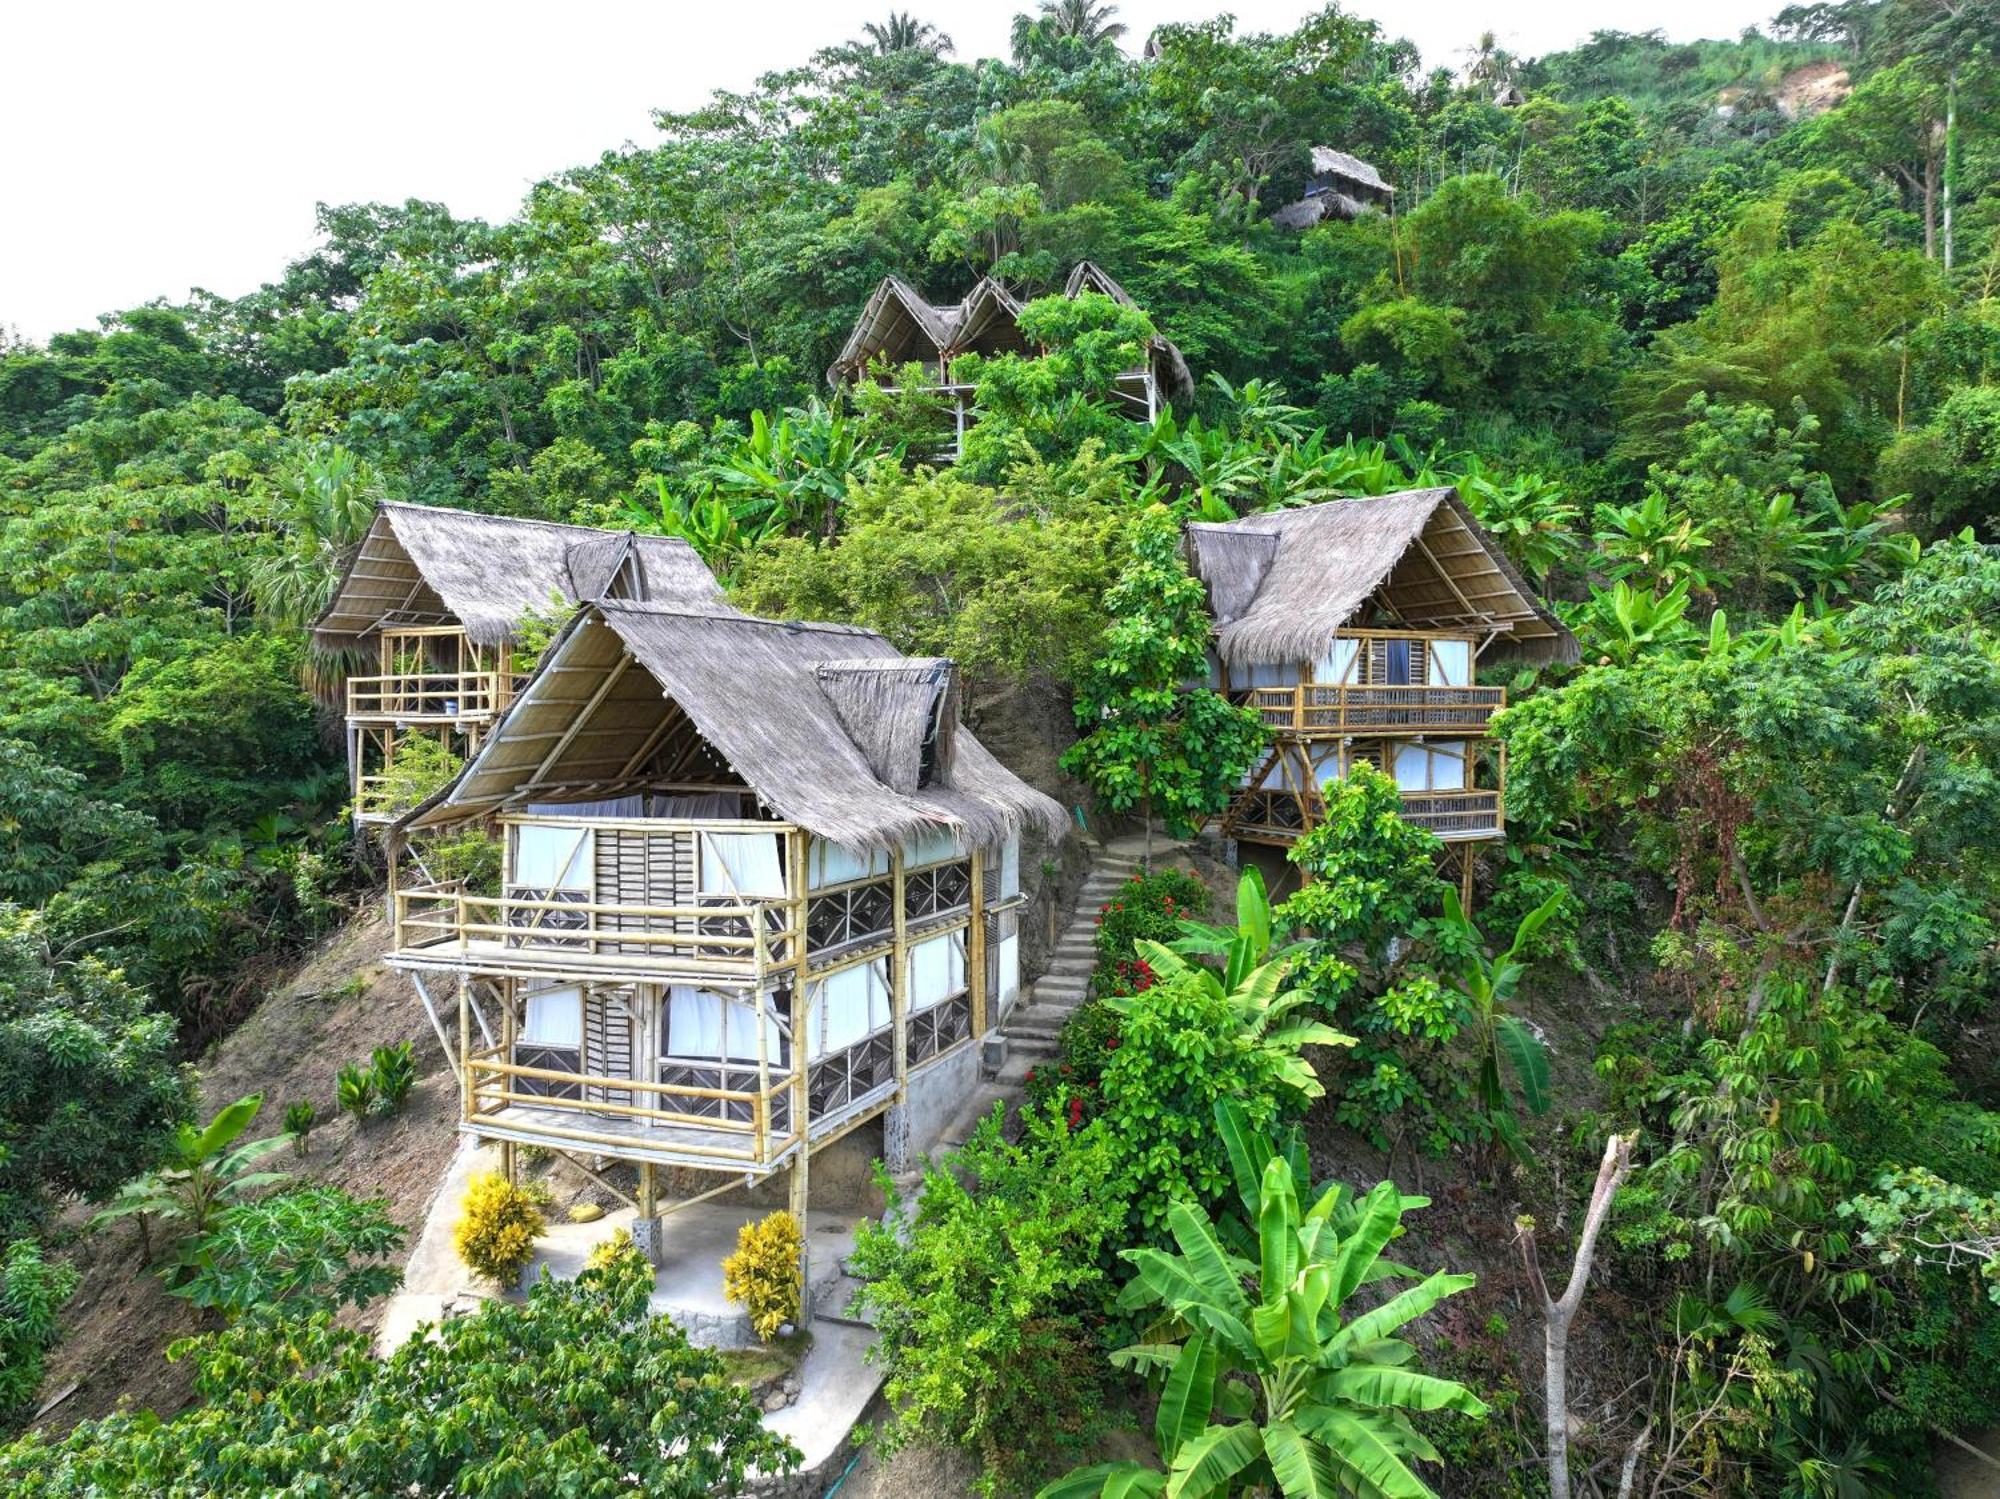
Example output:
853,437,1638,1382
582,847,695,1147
937,845,1145,1147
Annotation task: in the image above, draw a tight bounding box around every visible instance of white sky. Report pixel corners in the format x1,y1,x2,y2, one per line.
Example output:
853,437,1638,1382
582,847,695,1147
0,0,1778,341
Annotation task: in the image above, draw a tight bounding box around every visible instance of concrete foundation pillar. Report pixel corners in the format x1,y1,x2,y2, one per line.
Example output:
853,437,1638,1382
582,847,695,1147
630,1216,665,1266
882,1100,915,1176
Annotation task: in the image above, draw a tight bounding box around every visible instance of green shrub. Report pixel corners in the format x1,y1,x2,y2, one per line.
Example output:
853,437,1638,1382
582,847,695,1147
453,1170,545,1284
852,1103,1125,1496
1094,967,1310,1235
0,1238,78,1419
1090,868,1207,991
334,1063,374,1123
0,1252,798,1493
282,1100,316,1156
174,1185,404,1321
1023,999,1124,1119
720,1211,802,1342
367,1042,415,1117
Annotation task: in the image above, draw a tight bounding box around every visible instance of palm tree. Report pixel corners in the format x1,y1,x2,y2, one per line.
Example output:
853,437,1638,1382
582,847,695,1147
1036,0,1125,45
860,11,952,56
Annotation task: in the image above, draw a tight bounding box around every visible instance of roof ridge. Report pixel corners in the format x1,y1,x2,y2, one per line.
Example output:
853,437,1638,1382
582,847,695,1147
380,500,697,549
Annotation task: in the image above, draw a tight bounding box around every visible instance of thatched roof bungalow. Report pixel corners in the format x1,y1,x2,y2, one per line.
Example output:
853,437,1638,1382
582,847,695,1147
826,260,1195,414
394,601,1064,857
1186,489,1578,670
313,502,729,654
1271,146,1395,229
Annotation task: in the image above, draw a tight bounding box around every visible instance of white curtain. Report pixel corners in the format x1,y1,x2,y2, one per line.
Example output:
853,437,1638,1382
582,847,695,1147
700,832,786,897
522,986,583,1047
909,932,967,1012
1243,660,1295,689
1314,637,1360,685
810,841,887,889
1393,742,1467,792
902,827,960,869
1315,754,1348,789
999,833,1021,898
664,985,782,1063
996,934,1020,1008
812,961,890,1058
656,792,742,819
1428,640,1471,687
514,825,593,890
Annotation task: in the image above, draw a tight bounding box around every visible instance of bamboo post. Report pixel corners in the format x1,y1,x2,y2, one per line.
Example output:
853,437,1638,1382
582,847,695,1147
968,846,988,1040
787,832,812,1321
457,974,472,1124
753,917,770,1163
789,832,811,1132
891,848,908,1102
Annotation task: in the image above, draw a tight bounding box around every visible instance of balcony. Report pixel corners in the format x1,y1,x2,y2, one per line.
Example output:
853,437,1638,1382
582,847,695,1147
456,994,971,1172
1226,787,1502,844
346,670,520,726
388,883,798,984
1245,683,1505,737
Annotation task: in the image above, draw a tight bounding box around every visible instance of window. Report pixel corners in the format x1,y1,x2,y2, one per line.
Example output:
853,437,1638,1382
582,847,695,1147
521,985,582,1048
1243,660,1295,689
902,827,960,869
1393,741,1468,793
1314,637,1360,685
1383,638,1413,685
1428,639,1471,687
810,961,891,1058
909,932,967,1012
809,841,888,890
999,834,1021,899
700,832,786,897
514,825,593,890
664,985,788,1065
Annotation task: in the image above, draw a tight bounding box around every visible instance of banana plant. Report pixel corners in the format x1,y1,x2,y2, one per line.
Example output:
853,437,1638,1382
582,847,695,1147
1040,1157,1487,1499
1167,867,1297,993
1126,880,1351,1103
1567,578,1698,665
1593,491,1718,593
1429,889,1563,1155
91,1094,292,1266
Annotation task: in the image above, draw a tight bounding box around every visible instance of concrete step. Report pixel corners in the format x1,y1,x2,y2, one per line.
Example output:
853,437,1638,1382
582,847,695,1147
1006,1012,1071,1041
1004,1034,1060,1061
1034,975,1090,996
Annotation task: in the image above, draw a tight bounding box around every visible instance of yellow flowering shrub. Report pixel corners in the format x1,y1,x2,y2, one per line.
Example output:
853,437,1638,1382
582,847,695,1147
452,1170,546,1284
721,1210,803,1342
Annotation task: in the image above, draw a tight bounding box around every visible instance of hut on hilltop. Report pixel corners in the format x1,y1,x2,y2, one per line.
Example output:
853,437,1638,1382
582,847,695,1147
313,502,728,822
827,261,1194,456
379,599,1063,1293
1270,146,1396,228
1185,489,1576,901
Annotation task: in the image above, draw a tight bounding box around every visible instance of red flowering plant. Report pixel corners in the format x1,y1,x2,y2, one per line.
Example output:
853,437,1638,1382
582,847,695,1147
1022,999,1126,1120
1090,869,1207,998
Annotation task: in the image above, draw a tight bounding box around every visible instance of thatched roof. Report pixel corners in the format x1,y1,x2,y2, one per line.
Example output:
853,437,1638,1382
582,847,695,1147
1308,147,1393,195
394,603,1064,855
1187,490,1578,668
827,261,1195,406
313,502,729,650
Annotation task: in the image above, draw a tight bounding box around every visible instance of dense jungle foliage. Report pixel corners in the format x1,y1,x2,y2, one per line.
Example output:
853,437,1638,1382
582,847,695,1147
2,0,1999,1491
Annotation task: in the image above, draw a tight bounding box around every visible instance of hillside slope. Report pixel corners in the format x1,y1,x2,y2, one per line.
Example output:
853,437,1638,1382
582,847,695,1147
33,909,457,1433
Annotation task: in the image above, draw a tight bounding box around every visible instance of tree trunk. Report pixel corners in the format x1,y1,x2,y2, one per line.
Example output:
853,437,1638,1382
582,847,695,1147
1518,1135,1637,1499
1943,70,1958,272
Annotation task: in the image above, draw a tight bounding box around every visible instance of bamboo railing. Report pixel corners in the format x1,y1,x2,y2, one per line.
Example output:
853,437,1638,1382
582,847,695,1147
392,885,797,978
346,670,521,723
463,1044,799,1166
1246,683,1505,736
1228,786,1503,841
